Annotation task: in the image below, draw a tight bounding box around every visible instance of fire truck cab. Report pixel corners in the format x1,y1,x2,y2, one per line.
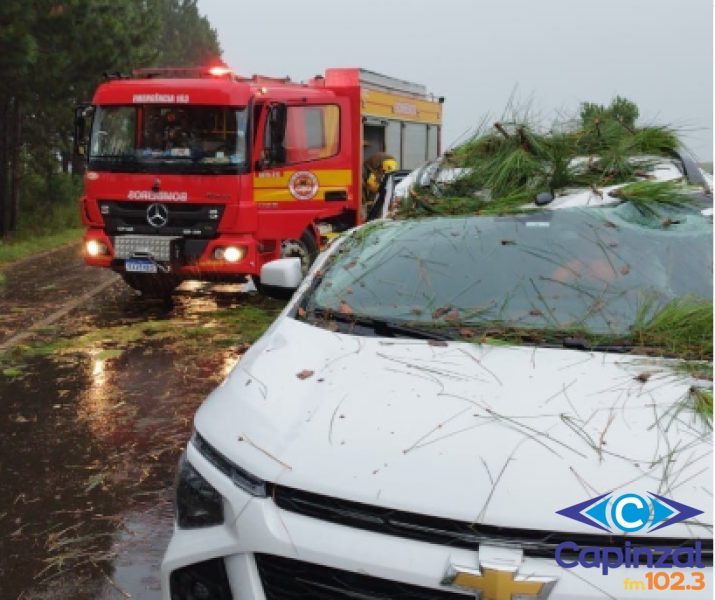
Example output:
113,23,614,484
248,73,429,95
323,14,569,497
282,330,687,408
76,67,443,295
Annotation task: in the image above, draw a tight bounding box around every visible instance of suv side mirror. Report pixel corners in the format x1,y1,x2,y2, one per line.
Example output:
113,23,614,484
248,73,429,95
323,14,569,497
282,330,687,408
74,104,93,158
258,257,303,299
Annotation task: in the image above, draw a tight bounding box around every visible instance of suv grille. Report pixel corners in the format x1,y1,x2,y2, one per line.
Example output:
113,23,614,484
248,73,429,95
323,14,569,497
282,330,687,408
272,485,713,564
255,554,467,599
99,201,224,237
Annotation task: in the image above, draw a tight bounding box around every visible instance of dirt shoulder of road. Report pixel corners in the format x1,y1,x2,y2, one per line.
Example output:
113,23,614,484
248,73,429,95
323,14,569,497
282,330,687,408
0,244,117,351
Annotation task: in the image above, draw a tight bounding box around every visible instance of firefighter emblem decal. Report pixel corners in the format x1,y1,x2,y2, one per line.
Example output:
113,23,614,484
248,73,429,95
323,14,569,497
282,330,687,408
288,171,319,201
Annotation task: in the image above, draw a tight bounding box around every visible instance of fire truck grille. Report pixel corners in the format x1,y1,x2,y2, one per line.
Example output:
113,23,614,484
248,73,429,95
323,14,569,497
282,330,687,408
99,201,224,238
114,235,180,262
255,554,468,600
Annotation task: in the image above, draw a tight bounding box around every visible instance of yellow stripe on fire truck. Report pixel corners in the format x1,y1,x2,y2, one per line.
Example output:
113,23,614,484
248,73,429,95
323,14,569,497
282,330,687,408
253,169,352,203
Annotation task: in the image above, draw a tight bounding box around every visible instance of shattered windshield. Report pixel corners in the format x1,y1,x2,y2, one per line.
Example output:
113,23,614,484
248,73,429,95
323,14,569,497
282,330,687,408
88,104,247,174
305,203,712,341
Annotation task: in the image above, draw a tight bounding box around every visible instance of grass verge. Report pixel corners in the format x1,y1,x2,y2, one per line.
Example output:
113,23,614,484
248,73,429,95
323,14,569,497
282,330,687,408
0,228,83,267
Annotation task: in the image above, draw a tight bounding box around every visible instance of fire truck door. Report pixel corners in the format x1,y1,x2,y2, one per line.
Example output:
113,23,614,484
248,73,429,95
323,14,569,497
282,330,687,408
254,98,351,204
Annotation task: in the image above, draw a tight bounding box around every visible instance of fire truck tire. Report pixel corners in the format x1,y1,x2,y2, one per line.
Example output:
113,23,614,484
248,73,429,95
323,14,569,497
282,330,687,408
280,231,318,275
121,273,181,298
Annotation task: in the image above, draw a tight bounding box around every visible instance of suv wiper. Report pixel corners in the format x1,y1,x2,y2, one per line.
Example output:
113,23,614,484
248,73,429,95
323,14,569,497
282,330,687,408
306,308,453,341
562,337,633,353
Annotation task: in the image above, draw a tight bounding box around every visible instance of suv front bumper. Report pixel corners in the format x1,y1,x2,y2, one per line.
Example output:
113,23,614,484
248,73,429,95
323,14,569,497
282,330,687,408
161,443,713,599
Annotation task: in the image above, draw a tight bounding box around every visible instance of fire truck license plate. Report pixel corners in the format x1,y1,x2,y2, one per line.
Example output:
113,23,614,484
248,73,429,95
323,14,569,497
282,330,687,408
125,259,158,274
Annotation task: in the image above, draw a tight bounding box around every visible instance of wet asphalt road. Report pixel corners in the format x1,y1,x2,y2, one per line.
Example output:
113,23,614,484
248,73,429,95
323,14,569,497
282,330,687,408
0,246,282,599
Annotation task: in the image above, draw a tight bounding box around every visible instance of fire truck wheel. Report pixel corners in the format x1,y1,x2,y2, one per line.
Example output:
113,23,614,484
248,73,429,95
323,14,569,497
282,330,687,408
280,231,318,275
121,273,181,298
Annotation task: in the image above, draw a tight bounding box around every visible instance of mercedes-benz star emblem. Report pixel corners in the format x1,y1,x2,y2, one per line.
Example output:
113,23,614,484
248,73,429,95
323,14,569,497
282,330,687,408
146,203,169,228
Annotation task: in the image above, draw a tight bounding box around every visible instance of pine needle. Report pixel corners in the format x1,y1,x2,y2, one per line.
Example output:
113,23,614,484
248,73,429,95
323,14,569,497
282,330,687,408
609,180,696,217
689,387,713,428
630,296,713,360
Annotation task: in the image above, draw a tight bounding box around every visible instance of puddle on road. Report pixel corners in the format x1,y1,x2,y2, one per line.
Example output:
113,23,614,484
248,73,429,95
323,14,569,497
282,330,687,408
97,499,174,599
83,280,256,329
0,276,283,598
0,341,240,599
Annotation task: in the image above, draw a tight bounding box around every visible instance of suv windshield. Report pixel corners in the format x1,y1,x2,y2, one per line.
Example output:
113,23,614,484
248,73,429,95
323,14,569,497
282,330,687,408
88,105,247,174
304,202,712,344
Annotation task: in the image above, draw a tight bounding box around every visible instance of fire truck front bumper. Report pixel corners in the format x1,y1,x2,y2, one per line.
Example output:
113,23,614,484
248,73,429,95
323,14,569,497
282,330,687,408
83,229,268,279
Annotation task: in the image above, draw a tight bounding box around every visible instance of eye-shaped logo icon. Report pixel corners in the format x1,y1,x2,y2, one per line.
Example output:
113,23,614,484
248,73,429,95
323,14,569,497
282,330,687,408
557,492,703,533
146,203,169,228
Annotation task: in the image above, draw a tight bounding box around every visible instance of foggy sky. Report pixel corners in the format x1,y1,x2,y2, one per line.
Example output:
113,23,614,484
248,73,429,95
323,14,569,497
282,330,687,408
198,0,713,159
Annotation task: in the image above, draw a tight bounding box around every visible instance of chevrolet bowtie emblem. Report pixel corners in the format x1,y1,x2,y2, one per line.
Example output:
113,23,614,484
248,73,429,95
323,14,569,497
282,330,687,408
442,561,557,600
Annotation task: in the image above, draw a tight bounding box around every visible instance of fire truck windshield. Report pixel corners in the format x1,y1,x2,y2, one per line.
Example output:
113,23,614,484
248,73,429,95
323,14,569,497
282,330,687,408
88,105,248,174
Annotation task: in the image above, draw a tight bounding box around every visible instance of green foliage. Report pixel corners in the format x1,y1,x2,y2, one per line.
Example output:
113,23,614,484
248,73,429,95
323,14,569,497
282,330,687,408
211,305,284,343
630,127,681,155
0,171,84,263
404,97,687,219
0,2,37,85
688,387,713,428
0,229,83,265
0,299,284,376
580,96,639,130
673,361,713,381
2,366,24,379
0,170,82,263
153,0,222,67
19,172,83,229
0,0,223,237
610,180,697,217
631,296,713,361
398,188,535,218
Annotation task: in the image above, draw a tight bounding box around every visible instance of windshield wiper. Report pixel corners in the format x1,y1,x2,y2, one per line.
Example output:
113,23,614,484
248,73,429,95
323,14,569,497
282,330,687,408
305,308,453,341
561,337,633,353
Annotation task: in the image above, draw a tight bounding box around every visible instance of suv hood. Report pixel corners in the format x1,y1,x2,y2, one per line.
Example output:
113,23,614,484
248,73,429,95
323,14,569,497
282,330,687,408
195,317,712,537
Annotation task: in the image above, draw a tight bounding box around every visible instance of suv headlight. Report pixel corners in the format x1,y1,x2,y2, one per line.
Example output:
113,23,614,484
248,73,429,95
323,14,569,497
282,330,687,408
175,453,224,528
191,431,267,497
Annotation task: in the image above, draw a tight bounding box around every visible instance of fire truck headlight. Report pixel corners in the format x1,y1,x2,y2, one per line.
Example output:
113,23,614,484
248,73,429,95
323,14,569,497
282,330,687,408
85,240,107,257
223,246,243,263
213,246,244,263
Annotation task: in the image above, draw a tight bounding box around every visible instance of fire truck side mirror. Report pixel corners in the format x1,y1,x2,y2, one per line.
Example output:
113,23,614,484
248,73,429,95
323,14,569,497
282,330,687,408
73,104,93,158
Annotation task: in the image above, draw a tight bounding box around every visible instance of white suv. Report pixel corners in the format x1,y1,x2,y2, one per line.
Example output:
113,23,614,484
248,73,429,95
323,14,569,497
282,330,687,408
162,159,712,600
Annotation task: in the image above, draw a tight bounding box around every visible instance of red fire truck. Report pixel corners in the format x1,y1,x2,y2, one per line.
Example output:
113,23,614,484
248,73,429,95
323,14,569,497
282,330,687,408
75,66,443,295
